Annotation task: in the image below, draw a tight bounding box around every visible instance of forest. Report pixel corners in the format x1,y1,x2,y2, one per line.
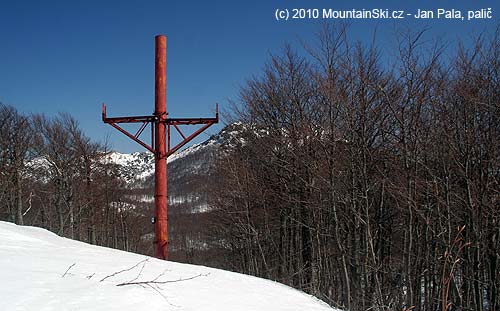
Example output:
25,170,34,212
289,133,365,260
1,25,499,311
0,109,153,252
209,26,499,311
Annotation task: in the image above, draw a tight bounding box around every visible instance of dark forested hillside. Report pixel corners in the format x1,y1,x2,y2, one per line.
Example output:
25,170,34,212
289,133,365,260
207,27,500,311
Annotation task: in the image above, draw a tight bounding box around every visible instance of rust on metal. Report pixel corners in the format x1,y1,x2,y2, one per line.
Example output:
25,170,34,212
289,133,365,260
154,35,168,260
102,35,218,260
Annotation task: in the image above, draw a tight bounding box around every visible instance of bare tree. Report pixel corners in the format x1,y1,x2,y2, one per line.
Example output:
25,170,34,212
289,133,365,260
209,26,499,311
0,104,31,225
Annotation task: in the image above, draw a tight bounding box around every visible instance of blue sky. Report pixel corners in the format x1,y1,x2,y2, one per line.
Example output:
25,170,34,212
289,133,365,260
0,0,498,152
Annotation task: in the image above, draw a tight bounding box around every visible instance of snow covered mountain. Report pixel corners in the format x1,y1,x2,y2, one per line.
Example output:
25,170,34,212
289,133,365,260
104,122,246,185
103,122,247,212
0,221,336,311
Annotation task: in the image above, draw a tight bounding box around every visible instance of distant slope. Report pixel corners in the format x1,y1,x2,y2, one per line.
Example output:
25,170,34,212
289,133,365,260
104,122,247,212
0,221,336,311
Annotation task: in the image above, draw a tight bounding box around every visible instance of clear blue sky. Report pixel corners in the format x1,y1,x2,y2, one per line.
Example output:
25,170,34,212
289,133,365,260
0,0,498,153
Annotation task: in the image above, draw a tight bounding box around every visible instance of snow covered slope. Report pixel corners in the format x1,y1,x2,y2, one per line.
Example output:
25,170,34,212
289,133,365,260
103,122,248,185
0,221,336,311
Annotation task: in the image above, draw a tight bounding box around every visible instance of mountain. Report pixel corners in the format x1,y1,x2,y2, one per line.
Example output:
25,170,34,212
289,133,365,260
103,122,247,213
0,220,336,310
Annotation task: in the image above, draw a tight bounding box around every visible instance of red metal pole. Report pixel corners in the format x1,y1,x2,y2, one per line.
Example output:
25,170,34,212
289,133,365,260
154,35,168,260
102,35,217,260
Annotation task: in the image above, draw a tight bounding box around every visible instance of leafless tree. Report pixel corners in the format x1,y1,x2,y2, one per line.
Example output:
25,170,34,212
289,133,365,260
209,26,499,311
0,104,31,225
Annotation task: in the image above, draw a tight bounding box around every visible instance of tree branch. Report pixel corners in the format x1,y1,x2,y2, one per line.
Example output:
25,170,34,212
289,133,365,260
99,258,149,282
116,272,209,287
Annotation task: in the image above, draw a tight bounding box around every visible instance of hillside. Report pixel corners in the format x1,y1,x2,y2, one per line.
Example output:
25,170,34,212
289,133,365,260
0,221,336,311
103,122,246,211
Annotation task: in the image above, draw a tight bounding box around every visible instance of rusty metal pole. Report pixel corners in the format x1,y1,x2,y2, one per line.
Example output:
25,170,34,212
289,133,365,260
102,35,218,260
154,35,168,260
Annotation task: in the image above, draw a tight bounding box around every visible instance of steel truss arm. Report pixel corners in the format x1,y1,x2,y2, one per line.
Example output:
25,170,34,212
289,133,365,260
102,103,219,157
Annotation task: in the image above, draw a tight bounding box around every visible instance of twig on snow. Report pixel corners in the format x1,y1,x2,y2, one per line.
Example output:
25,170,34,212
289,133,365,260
125,259,148,283
116,272,210,287
143,283,180,307
62,263,76,278
99,258,149,282
117,272,209,307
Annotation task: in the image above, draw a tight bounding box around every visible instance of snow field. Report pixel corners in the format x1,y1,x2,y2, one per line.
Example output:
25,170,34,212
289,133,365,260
0,221,336,311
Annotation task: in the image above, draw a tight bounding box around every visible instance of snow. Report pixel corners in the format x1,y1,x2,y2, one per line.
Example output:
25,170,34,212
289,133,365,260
104,143,209,182
104,151,155,180
0,221,336,311
166,141,212,163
